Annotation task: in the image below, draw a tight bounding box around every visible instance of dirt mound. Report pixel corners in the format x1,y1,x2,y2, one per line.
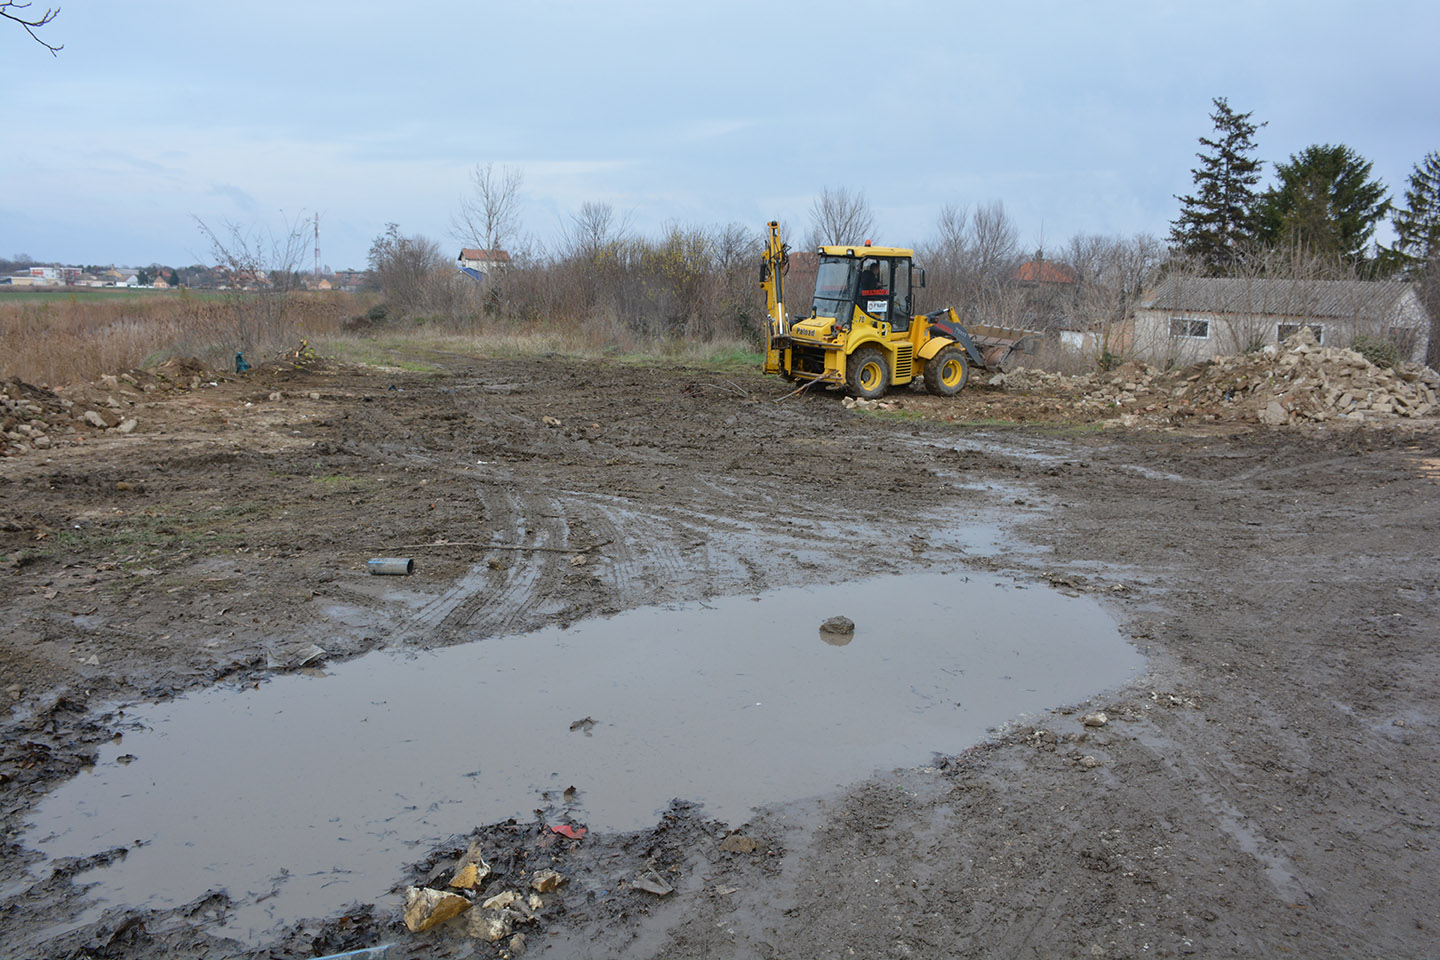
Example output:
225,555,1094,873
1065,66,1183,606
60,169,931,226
0,379,79,457
144,356,222,388
3,360,227,459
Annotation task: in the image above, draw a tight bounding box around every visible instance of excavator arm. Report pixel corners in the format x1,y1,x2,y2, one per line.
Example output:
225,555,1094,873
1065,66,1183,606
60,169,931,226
759,220,789,374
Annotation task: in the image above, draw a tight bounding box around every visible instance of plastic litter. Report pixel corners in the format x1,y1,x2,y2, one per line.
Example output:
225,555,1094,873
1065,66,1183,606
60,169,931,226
310,945,393,960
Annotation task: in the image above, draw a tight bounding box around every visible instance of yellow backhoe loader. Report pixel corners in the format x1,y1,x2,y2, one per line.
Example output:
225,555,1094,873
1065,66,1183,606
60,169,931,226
759,220,1038,399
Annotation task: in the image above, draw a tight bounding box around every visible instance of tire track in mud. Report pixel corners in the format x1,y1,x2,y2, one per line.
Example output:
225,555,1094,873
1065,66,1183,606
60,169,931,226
402,482,571,643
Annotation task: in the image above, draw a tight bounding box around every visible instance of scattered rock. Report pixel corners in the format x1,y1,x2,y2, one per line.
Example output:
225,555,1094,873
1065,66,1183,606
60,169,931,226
449,841,491,889
1082,712,1109,727
530,869,564,893
718,833,760,854
1078,755,1102,769
482,890,519,911
542,415,561,427
468,910,511,942
403,886,471,933
509,932,527,955
819,615,854,635
632,873,674,896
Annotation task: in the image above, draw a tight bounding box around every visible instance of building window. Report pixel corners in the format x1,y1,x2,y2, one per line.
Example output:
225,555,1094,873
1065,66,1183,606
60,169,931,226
1169,317,1210,339
1277,322,1324,344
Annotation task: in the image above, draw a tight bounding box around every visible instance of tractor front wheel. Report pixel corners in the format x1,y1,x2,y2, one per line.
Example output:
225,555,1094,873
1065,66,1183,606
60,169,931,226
846,347,889,400
923,346,969,396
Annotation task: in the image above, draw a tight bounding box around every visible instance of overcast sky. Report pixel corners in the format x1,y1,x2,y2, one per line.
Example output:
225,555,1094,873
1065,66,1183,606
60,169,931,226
3,0,1437,270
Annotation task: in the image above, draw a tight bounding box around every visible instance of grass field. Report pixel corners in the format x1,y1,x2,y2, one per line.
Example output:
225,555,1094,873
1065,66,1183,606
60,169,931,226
0,287,235,304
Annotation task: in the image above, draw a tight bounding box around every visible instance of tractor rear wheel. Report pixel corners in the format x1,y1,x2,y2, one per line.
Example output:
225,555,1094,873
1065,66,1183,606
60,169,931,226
923,346,969,396
846,347,889,399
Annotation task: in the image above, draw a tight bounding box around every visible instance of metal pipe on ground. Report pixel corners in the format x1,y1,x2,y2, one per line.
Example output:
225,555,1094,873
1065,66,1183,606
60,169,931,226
367,557,415,575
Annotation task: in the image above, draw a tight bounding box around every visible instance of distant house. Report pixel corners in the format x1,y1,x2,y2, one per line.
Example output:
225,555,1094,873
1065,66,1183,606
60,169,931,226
1128,276,1431,364
1012,256,1080,331
457,248,511,282
1013,258,1079,286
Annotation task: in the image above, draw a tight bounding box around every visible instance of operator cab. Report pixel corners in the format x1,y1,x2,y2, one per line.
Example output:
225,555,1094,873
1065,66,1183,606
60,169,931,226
810,246,920,334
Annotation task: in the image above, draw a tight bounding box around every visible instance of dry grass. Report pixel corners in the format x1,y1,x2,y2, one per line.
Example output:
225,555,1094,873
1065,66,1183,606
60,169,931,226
0,291,369,385
0,291,763,387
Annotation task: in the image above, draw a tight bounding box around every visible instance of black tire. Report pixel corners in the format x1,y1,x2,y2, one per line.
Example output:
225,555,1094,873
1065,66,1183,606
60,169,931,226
923,345,970,396
846,346,889,399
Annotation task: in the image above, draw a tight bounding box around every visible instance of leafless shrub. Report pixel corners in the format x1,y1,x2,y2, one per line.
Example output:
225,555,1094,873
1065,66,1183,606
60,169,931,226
193,211,313,356
368,224,448,316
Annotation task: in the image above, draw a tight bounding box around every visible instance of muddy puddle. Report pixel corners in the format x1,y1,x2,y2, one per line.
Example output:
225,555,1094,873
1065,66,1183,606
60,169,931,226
23,569,1142,942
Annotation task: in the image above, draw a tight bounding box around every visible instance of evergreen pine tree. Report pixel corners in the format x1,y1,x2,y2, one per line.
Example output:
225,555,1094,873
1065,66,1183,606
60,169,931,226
1170,97,1266,275
1255,144,1390,264
1390,151,1440,270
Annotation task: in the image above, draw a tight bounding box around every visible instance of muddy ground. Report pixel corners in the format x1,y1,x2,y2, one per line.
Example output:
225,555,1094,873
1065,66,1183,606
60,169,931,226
2,351,1438,959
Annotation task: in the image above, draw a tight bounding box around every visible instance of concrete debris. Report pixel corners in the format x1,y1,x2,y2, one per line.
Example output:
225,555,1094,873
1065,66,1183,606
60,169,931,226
1081,712,1109,728
468,910,511,942
482,890,519,911
2,377,147,458
842,396,901,411
530,868,565,893
403,886,472,933
632,873,674,896
993,328,1440,429
449,841,492,889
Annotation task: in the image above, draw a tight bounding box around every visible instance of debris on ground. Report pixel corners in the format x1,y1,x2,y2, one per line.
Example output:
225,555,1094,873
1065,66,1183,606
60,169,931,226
993,327,1440,428
819,616,855,634
266,642,327,671
402,886,471,933
448,841,491,890
717,833,761,854
551,824,586,840
632,872,674,896
530,869,565,893
1081,712,1109,728
842,396,900,411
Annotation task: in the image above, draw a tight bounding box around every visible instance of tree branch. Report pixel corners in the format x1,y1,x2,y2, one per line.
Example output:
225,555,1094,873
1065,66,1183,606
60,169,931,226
1,1,62,55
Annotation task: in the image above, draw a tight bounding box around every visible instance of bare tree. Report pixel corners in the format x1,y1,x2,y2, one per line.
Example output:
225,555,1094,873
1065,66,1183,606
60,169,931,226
1,1,60,54
564,201,630,259
1060,233,1164,363
971,201,1020,277
807,187,875,248
452,163,523,254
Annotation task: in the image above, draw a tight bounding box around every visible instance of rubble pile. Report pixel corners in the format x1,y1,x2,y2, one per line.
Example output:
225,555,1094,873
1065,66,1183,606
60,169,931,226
986,367,1081,392
1166,329,1439,425
993,327,1440,428
1,379,81,457
2,358,221,458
